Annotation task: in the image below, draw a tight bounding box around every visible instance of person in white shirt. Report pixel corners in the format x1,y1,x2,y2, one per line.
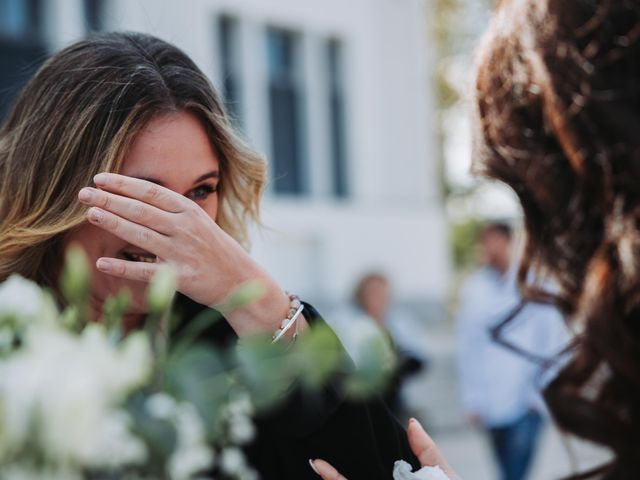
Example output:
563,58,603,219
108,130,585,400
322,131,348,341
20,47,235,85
457,223,567,480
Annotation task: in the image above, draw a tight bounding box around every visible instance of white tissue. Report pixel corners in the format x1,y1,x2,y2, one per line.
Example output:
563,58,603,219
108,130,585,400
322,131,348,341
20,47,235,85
393,460,451,480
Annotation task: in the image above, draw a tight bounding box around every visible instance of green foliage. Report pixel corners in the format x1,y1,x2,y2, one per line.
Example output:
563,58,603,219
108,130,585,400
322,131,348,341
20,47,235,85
164,345,231,439
294,325,345,390
451,218,483,269
60,246,90,305
0,253,394,479
343,334,395,399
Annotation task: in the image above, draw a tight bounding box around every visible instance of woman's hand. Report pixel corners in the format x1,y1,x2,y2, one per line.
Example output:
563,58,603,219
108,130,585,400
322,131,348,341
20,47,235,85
310,418,459,480
78,172,298,337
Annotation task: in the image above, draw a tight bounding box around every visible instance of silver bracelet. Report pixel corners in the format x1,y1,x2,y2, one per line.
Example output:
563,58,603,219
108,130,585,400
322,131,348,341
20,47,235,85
272,293,304,344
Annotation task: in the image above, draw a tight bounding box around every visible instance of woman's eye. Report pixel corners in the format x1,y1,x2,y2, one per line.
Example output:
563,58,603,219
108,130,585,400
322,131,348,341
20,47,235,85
186,184,217,201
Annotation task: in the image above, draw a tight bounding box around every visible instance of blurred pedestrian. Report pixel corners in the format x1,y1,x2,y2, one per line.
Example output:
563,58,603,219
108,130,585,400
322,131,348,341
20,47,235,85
456,223,566,480
330,273,428,419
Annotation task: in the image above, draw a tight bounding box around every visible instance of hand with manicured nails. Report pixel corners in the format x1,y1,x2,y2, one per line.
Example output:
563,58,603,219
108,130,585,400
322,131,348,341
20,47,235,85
78,172,296,338
309,418,459,480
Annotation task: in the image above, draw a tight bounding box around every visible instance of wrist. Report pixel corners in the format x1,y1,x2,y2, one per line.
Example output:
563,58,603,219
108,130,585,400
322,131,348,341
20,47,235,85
222,277,307,338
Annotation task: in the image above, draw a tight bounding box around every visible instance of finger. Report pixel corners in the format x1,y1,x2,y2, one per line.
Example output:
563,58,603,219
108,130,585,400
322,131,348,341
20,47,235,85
79,187,174,235
407,418,458,479
309,459,348,480
93,172,187,213
86,207,171,259
95,257,160,283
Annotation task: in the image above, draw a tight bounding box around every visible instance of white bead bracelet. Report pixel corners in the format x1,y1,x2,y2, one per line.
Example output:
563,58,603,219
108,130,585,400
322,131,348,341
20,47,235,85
271,293,304,344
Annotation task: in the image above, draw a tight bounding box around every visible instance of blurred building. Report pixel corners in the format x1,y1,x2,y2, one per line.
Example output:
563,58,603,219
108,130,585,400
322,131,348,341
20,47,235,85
0,0,451,314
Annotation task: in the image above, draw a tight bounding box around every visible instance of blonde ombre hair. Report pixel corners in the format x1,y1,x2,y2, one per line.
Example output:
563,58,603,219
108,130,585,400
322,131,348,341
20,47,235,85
0,32,266,287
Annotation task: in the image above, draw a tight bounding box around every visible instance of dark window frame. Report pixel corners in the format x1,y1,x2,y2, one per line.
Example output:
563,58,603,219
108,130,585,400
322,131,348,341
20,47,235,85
266,26,308,196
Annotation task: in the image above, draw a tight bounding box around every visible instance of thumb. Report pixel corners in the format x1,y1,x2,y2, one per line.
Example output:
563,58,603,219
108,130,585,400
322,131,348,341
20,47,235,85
407,418,459,479
309,459,349,480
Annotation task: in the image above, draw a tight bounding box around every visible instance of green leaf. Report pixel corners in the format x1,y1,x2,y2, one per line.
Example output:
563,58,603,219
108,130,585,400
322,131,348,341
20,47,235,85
147,265,177,317
169,308,223,359
343,334,396,400
59,245,90,316
293,324,346,390
102,288,131,342
235,335,297,410
126,392,176,475
164,345,231,440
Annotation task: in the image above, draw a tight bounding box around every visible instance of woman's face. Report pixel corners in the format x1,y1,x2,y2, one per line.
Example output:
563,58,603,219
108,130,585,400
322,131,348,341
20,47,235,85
64,110,221,318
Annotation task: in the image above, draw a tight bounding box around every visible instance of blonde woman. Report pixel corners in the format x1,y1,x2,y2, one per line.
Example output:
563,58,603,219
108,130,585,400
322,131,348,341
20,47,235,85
0,32,418,478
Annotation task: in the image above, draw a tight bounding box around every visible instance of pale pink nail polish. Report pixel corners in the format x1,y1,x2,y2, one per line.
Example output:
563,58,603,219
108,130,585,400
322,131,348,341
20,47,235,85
89,208,103,223
94,173,109,186
78,188,94,202
309,459,321,476
96,259,111,272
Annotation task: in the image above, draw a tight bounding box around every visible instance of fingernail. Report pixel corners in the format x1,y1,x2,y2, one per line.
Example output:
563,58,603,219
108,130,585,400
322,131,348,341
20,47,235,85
88,208,104,223
78,188,94,202
96,258,111,272
308,459,320,476
94,173,109,186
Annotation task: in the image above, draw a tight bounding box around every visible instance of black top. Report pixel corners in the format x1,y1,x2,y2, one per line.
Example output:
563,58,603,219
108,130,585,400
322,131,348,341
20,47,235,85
175,294,419,479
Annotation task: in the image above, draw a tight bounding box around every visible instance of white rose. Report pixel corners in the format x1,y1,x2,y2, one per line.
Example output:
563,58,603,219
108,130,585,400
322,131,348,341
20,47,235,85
0,324,151,469
146,392,177,420
219,447,246,475
0,275,46,323
228,414,255,445
168,402,214,480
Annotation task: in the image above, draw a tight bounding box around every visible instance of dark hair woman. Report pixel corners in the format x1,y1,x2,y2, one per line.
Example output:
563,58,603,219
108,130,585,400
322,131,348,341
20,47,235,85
475,0,640,478
315,0,640,478
0,32,418,479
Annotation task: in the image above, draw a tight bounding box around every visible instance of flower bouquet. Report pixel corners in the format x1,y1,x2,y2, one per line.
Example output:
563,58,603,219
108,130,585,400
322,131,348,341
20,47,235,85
0,249,394,480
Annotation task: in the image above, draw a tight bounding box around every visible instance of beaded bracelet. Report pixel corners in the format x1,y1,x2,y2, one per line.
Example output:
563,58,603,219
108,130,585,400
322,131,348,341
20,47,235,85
271,293,304,344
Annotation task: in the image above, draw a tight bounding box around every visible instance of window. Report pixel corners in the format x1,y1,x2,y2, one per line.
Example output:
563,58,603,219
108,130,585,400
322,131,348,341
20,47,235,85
0,0,45,121
0,0,42,40
217,15,242,125
83,0,106,34
327,39,348,198
267,27,307,195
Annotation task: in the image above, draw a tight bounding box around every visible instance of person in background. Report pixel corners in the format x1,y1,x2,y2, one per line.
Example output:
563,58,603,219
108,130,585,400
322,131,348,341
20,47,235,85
330,272,427,419
456,223,567,480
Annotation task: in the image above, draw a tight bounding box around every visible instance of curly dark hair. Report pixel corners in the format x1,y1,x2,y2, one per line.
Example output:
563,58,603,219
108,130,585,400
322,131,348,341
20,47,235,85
474,0,640,478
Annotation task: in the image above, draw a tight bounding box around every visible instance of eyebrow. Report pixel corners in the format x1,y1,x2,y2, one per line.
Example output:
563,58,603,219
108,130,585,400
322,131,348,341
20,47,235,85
135,170,220,187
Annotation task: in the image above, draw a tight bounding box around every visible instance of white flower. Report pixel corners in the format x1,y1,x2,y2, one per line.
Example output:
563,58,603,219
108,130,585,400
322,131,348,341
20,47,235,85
0,275,48,324
167,401,214,480
227,394,253,417
219,447,246,475
393,460,451,480
169,445,214,480
146,392,177,420
1,465,82,480
0,324,152,468
228,414,255,445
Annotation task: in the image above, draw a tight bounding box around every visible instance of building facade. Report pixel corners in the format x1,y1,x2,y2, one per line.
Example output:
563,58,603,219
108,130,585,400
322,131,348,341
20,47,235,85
0,0,451,313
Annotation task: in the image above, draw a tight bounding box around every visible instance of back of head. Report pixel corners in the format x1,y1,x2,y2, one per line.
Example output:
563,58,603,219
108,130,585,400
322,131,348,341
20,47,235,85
475,1,640,476
0,32,265,287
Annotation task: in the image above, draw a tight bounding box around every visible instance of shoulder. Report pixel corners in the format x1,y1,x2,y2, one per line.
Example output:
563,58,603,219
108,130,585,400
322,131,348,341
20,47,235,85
460,268,494,297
